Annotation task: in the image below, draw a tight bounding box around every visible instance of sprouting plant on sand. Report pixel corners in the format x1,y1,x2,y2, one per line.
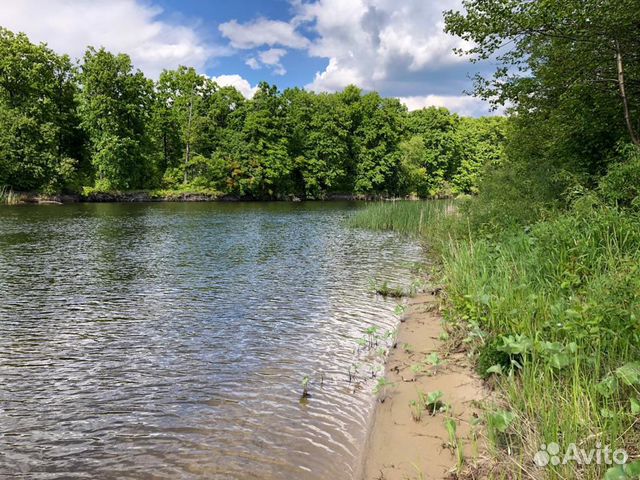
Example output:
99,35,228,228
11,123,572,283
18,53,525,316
410,390,428,421
409,399,422,422
373,377,394,402
409,463,426,480
425,390,447,415
445,417,464,470
410,390,447,420
425,352,444,374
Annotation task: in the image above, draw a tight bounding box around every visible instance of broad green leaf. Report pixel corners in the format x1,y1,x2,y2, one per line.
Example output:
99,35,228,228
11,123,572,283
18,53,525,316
497,334,532,355
604,466,627,480
625,460,640,476
597,375,619,397
615,362,640,386
549,352,572,369
486,364,504,375
488,410,515,433
426,390,444,405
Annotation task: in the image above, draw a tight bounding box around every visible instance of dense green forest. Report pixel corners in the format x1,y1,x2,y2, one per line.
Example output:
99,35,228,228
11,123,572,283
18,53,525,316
0,27,505,200
353,1,640,478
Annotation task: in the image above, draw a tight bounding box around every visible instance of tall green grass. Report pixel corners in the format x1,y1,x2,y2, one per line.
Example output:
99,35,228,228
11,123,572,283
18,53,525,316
0,186,20,205
352,198,640,479
349,200,453,237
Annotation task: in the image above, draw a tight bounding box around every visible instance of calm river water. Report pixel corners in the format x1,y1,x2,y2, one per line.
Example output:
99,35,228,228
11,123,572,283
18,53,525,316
0,202,422,479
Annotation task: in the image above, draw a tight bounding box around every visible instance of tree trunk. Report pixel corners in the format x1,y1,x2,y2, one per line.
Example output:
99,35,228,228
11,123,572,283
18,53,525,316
163,131,168,171
615,41,640,147
184,95,194,184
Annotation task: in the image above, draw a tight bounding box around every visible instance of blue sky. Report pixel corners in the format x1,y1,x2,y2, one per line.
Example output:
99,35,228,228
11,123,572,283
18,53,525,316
0,0,496,116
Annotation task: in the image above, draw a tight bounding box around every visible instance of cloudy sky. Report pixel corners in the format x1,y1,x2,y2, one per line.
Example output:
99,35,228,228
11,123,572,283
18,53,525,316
0,0,496,116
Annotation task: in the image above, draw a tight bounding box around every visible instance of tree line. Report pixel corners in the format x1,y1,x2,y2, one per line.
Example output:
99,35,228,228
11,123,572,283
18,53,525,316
0,27,506,200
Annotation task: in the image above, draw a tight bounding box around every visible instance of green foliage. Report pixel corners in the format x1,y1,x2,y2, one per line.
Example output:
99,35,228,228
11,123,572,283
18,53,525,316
599,145,640,208
476,337,512,379
78,47,154,190
424,390,446,414
486,410,515,435
0,27,505,198
0,28,83,192
443,0,640,232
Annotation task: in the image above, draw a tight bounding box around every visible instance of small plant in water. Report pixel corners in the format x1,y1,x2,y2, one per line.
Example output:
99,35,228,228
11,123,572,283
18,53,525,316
394,304,407,316
364,326,379,348
372,280,405,298
409,278,426,296
301,375,311,399
384,328,398,347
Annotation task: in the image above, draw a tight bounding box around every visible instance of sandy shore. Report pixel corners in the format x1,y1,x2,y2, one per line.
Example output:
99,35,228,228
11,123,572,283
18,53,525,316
361,293,487,480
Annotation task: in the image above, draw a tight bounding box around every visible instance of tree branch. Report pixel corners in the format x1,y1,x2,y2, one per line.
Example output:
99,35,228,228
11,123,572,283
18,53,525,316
615,40,640,147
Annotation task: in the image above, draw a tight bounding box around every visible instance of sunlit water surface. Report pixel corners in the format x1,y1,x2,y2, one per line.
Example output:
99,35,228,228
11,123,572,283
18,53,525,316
0,202,422,479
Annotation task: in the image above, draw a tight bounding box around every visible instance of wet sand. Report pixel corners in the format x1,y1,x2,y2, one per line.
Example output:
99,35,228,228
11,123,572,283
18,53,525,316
361,293,487,480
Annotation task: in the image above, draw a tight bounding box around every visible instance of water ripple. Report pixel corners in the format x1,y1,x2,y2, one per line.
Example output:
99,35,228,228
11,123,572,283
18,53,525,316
0,202,422,479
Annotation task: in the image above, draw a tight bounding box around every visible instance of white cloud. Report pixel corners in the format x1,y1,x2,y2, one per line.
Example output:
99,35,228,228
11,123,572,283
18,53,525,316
307,58,363,92
258,48,287,75
297,0,471,93
244,48,288,75
398,95,494,117
245,57,260,70
259,48,287,66
210,74,258,99
219,18,310,49
0,0,223,78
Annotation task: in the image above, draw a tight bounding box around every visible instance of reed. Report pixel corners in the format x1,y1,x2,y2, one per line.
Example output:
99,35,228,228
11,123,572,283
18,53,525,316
348,200,451,237
0,186,20,205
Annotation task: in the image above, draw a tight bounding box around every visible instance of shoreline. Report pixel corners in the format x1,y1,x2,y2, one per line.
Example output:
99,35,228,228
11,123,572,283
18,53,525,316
1,191,427,205
360,292,487,480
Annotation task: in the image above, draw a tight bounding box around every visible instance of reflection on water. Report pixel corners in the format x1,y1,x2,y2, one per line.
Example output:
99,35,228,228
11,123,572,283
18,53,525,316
0,202,422,479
